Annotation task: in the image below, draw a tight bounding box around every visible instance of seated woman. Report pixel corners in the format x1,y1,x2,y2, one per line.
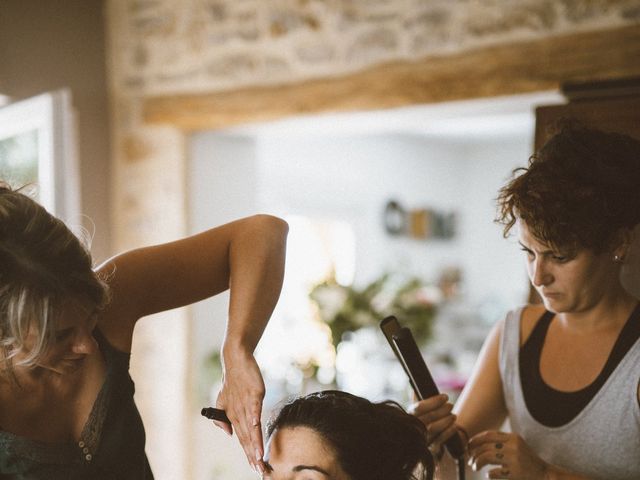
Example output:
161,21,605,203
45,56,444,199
262,390,434,480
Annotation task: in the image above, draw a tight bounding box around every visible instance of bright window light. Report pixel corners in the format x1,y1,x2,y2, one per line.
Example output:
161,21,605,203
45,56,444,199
256,215,356,396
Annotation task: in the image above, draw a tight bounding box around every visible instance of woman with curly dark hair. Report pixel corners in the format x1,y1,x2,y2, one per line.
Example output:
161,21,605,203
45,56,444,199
412,123,640,480
263,390,434,480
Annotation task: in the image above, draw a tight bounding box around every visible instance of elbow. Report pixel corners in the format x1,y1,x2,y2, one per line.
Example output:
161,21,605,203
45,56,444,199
249,214,289,241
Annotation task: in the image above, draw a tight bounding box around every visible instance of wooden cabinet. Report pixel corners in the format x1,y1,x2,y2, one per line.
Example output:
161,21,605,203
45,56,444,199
536,77,640,147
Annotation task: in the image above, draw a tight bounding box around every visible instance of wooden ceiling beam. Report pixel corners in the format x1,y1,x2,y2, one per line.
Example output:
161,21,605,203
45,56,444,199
142,24,640,131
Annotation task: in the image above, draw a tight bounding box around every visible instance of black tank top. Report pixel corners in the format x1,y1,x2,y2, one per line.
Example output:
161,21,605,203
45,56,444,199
520,303,640,427
0,328,153,479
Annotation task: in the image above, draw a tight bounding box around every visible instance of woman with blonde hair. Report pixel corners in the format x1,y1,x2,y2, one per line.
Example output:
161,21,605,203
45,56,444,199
0,182,288,478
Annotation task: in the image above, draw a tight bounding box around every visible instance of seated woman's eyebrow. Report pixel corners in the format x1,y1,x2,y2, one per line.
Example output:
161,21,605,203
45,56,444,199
292,465,330,476
261,462,331,478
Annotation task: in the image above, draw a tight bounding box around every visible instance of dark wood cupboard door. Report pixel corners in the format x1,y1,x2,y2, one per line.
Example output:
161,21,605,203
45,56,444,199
535,96,640,149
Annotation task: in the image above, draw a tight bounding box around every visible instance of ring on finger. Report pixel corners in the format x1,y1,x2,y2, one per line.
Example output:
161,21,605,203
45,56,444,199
495,442,504,449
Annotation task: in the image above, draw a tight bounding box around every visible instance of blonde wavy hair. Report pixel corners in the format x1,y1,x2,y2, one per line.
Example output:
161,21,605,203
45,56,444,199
0,182,109,376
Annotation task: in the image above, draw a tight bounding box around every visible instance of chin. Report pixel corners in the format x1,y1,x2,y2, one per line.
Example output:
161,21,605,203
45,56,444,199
543,298,579,315
541,297,563,313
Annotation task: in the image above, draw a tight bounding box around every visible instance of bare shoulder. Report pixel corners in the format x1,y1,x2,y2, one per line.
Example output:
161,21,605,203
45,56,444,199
519,304,546,346
92,257,139,352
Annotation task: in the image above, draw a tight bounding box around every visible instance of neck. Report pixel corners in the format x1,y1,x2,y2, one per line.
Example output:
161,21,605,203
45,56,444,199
1,362,77,399
558,288,638,333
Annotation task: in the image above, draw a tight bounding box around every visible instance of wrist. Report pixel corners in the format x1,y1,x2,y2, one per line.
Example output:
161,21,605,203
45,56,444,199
221,330,253,352
221,341,253,364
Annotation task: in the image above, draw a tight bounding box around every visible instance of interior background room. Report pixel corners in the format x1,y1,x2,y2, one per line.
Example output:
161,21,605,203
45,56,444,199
1,1,639,479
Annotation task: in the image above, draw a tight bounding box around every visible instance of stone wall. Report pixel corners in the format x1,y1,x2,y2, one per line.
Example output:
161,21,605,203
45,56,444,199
106,1,640,250
104,2,639,479
110,0,639,97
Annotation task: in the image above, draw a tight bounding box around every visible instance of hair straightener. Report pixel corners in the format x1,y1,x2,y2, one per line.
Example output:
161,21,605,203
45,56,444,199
380,315,466,479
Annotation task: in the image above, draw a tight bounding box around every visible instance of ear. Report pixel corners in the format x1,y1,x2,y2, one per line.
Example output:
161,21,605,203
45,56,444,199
612,228,634,262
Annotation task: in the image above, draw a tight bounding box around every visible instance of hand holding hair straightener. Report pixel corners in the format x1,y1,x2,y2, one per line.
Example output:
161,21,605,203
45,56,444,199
381,316,467,479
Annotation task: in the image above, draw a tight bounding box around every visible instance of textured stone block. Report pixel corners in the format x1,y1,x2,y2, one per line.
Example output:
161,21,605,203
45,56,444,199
559,0,632,22
206,53,260,79
265,55,293,76
347,27,399,63
463,1,557,37
130,11,177,37
296,41,337,63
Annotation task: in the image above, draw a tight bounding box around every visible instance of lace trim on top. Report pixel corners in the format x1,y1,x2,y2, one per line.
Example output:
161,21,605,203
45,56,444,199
0,328,125,465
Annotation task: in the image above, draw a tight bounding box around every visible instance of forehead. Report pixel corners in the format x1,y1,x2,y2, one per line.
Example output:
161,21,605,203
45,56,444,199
266,426,340,476
517,221,547,246
54,297,96,327
516,221,567,252
516,220,585,254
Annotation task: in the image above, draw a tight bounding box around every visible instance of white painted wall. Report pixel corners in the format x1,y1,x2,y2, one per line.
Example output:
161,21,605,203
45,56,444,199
256,132,529,306
187,107,535,478
188,134,260,480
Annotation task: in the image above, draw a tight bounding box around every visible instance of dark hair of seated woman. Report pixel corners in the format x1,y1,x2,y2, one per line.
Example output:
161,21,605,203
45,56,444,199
264,390,434,480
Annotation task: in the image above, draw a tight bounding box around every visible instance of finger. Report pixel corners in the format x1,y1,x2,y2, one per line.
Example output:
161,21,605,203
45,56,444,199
469,449,506,471
430,418,459,452
468,430,508,449
487,466,511,479
224,403,258,472
212,419,233,436
251,419,264,462
427,414,456,446
415,401,454,426
467,441,504,468
213,394,234,436
235,393,264,472
409,394,449,416
247,397,265,474
468,435,504,453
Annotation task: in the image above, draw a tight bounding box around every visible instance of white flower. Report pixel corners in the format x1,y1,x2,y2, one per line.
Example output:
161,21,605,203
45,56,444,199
313,284,348,322
371,290,394,312
417,285,443,305
352,311,374,327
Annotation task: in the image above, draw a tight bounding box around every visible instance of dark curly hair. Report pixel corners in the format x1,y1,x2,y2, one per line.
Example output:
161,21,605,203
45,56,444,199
496,122,640,253
266,390,434,480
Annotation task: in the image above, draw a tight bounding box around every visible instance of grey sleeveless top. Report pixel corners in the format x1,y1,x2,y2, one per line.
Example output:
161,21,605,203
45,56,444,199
500,308,640,480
